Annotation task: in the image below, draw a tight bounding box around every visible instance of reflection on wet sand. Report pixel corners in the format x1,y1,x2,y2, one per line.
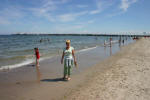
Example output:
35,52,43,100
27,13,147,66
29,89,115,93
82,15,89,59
35,65,41,83
119,38,121,47
103,38,124,56
109,46,112,56
122,39,124,45
110,38,112,47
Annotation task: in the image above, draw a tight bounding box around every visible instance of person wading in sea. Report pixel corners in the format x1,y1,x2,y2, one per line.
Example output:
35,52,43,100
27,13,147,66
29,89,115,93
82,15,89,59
61,40,77,81
34,48,40,66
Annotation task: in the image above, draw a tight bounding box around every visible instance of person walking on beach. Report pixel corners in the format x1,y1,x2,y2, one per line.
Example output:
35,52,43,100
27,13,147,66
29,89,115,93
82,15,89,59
61,40,77,81
34,48,40,66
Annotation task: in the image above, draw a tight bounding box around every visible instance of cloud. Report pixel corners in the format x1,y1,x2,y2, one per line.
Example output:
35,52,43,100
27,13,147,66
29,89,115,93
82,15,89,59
50,19,95,33
120,0,137,12
30,0,92,22
59,14,75,22
58,11,88,22
90,10,101,14
89,0,113,15
76,4,88,8
30,0,70,22
0,0,140,33
29,0,56,21
107,11,124,17
51,24,85,33
0,6,24,25
87,20,95,24
0,7,23,18
107,0,138,17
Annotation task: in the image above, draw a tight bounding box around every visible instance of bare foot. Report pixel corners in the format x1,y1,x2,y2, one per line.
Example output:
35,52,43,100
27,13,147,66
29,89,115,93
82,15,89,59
67,77,71,81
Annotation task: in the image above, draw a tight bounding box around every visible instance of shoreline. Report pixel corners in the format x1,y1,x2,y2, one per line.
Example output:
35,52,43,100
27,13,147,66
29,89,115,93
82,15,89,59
67,38,150,100
0,45,99,71
0,38,125,70
0,34,133,69
0,39,134,100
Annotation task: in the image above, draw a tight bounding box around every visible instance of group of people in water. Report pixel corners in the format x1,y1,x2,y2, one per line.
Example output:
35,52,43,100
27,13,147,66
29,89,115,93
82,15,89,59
104,37,126,47
39,38,50,43
34,40,77,81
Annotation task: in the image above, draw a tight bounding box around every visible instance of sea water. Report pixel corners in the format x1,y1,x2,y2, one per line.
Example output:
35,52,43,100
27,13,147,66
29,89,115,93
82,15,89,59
0,34,132,69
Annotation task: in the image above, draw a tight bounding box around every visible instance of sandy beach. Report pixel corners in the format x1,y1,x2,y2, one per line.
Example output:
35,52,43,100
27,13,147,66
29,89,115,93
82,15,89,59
67,38,150,100
0,39,123,100
1,0,150,99
1,38,150,100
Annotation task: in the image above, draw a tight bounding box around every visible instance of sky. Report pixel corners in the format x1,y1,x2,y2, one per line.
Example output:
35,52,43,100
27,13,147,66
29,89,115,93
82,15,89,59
0,0,150,34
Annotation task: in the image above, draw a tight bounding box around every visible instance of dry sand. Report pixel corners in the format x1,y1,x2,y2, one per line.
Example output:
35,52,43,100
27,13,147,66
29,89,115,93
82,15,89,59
67,38,150,100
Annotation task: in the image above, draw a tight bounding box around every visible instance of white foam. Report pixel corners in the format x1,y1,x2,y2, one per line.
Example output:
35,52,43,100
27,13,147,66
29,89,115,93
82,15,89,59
77,46,97,53
0,59,34,70
0,56,53,71
111,40,119,43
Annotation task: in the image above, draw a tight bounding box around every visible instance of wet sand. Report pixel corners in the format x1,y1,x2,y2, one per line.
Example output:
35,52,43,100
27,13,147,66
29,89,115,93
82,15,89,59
0,39,133,100
67,38,150,100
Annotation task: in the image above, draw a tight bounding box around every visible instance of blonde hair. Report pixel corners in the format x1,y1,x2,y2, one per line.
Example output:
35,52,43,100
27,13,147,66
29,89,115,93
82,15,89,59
66,40,70,43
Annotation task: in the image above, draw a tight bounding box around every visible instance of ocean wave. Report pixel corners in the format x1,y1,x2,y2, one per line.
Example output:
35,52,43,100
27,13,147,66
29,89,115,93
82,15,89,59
0,56,52,71
0,59,34,70
111,40,119,43
77,46,97,52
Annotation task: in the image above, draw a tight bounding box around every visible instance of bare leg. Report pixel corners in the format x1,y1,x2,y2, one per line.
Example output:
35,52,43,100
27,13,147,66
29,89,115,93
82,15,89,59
63,66,68,80
67,66,71,80
35,58,37,66
36,59,39,66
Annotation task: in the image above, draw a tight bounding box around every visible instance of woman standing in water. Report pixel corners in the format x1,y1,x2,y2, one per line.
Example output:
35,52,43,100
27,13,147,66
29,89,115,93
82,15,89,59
61,40,77,81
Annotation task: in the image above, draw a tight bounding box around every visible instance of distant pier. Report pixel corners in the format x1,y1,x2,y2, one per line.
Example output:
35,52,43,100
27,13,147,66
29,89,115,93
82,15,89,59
12,33,150,37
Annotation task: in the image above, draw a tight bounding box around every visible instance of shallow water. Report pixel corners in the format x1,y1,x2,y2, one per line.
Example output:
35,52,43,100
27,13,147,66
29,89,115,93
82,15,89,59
0,38,134,83
0,34,132,69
